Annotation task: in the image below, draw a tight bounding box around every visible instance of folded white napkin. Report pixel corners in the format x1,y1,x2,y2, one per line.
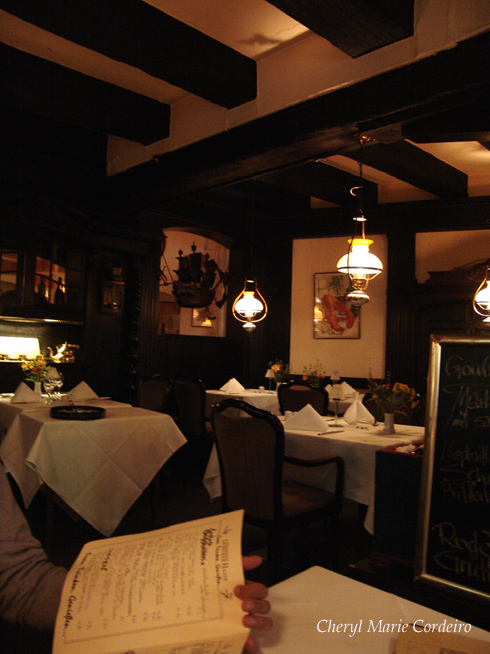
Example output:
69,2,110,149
220,378,245,393
325,384,333,394
11,382,41,404
344,399,375,425
284,404,328,431
68,381,98,401
341,381,356,396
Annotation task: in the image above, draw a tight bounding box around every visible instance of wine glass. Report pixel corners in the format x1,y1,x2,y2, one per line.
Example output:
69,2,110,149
52,371,64,400
43,377,56,403
45,368,64,401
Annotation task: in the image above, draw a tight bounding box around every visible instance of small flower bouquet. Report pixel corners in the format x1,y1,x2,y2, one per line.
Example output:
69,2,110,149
21,355,51,382
268,359,290,383
367,375,418,415
302,360,326,386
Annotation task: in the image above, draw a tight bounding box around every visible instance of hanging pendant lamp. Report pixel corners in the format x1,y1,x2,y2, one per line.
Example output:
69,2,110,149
473,265,490,322
232,277,268,331
337,138,383,305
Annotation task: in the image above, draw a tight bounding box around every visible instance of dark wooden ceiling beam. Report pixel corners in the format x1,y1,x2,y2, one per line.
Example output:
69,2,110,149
0,44,170,145
266,0,414,57
339,140,468,198
260,161,378,206
402,93,490,143
110,31,490,210
1,0,256,108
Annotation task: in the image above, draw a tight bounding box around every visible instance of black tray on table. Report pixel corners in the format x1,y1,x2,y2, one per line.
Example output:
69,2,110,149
50,405,105,421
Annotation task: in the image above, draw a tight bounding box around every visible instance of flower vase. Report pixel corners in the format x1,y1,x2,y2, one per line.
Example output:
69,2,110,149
33,381,43,397
383,413,395,435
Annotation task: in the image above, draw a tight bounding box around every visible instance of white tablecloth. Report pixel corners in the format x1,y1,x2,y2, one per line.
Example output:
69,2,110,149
0,396,132,437
255,566,490,653
203,417,424,533
205,389,280,417
0,403,187,536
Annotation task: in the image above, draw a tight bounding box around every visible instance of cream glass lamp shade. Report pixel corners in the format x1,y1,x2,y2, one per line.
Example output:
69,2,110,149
473,266,490,322
234,293,263,317
232,278,268,331
336,238,383,278
337,237,383,305
265,369,275,379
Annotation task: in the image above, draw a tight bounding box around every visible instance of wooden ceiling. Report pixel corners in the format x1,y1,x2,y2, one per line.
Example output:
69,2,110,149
1,0,490,241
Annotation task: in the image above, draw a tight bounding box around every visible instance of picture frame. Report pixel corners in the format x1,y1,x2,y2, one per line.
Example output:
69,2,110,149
313,272,360,339
191,307,214,328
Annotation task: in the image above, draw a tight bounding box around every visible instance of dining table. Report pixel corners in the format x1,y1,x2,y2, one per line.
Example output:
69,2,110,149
0,396,187,536
203,416,425,534
205,388,280,417
255,566,490,653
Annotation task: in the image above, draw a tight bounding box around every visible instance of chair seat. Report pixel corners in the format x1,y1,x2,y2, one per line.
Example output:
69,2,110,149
281,481,334,516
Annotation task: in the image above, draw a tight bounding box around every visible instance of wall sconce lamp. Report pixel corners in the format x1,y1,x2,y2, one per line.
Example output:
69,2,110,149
232,278,268,332
337,137,383,305
473,265,490,322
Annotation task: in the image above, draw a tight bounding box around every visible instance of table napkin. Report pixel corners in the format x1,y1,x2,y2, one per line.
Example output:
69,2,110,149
220,378,245,393
343,399,375,424
11,382,41,404
68,381,99,401
283,404,328,431
341,381,356,396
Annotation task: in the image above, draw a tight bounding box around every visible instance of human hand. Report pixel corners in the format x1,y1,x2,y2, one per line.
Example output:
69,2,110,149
234,556,273,654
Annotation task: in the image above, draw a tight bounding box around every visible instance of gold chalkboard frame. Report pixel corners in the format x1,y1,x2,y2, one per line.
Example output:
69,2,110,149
415,334,490,605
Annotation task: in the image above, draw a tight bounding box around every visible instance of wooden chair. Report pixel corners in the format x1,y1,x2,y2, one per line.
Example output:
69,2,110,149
172,375,214,469
277,379,329,415
211,398,344,581
138,375,173,413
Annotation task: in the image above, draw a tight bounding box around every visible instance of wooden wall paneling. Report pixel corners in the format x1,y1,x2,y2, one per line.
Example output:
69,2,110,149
155,335,242,390
385,231,418,387
135,238,162,380
261,240,293,384
121,254,142,404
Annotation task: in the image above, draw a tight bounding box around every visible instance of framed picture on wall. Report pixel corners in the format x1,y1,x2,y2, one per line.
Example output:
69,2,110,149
314,272,360,339
191,307,214,328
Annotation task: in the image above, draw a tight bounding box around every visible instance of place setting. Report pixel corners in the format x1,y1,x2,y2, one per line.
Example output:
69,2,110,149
281,404,345,435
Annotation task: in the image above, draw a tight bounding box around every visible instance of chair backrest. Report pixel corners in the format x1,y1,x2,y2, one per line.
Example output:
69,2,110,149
138,376,172,413
211,399,284,522
172,376,207,438
277,379,329,415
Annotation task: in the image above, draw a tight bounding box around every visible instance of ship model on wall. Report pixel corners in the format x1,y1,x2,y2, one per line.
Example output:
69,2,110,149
170,244,228,309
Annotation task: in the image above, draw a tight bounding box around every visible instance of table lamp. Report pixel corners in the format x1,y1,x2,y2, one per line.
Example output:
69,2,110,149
330,383,345,425
331,370,341,383
265,368,275,390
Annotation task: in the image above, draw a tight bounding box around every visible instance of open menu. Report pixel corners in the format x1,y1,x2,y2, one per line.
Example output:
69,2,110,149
395,629,489,653
52,510,248,654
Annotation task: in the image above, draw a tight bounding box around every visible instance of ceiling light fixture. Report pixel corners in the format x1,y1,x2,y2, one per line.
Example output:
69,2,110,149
337,137,383,306
232,183,268,331
473,264,490,322
232,278,267,332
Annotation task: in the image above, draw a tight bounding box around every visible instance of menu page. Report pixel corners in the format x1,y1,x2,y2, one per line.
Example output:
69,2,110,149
52,510,247,654
395,629,489,654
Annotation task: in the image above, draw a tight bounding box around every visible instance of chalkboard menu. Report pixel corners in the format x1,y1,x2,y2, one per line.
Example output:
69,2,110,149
416,335,490,604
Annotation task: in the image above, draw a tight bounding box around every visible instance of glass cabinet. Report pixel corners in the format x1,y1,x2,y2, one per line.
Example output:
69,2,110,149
0,243,84,321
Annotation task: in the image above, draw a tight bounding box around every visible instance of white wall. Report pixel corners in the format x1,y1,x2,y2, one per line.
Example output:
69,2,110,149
290,230,490,381
290,235,387,380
